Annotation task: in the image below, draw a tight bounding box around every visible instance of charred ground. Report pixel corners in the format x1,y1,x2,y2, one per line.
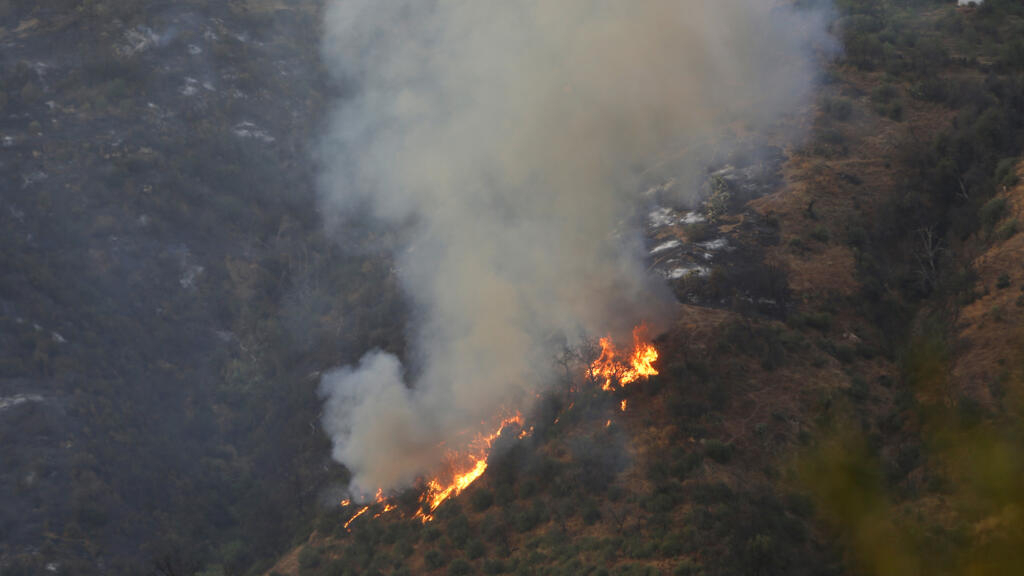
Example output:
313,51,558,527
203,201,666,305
1,1,403,574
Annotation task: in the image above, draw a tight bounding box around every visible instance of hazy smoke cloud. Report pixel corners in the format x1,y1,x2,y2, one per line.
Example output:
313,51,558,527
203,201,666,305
318,0,831,498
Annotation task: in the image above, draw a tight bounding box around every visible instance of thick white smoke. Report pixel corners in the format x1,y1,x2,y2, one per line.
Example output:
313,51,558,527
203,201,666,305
318,0,832,499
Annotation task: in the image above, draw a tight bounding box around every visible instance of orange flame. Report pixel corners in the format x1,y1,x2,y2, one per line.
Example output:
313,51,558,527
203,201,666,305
338,324,657,530
589,325,659,390
343,505,370,530
373,503,396,519
342,489,390,530
413,413,525,522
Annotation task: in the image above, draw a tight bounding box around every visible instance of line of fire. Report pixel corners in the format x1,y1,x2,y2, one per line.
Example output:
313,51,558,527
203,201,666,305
339,324,660,530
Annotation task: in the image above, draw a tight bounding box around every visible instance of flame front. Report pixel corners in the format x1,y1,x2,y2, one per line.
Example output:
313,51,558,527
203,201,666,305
340,324,657,529
589,325,659,390
342,488,390,530
414,413,524,522
343,505,371,530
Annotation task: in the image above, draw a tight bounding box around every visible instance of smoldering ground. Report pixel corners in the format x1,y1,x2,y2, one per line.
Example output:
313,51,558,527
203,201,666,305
316,0,834,499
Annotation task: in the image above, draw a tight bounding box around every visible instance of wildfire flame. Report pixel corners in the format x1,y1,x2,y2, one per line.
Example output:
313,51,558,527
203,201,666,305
373,503,396,518
589,325,659,390
339,324,658,530
413,413,524,522
342,488,390,531
340,414,526,527
343,505,370,530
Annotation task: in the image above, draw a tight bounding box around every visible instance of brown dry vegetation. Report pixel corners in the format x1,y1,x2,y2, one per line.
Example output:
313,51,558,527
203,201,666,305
952,162,1024,401
271,2,1024,576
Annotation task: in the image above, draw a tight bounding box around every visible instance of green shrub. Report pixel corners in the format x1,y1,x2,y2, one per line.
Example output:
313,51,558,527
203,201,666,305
792,311,833,332
995,157,1020,189
810,226,831,244
995,219,1018,242
871,84,899,105
673,559,704,576
846,225,868,248
848,374,869,401
832,343,856,364
424,549,447,570
998,37,1024,70
448,559,472,576
297,547,322,571
884,101,903,121
997,273,1011,290
466,539,486,560
20,81,41,105
912,76,948,102
869,84,903,120
612,563,659,576
623,534,658,559
447,514,470,548
470,489,494,512
494,484,515,506
518,480,536,500
981,197,1008,236
822,96,853,121
669,448,703,480
909,37,949,75
812,126,849,157
743,534,784,576
659,532,687,558
704,440,733,464
844,32,885,70
423,526,442,543
483,559,507,574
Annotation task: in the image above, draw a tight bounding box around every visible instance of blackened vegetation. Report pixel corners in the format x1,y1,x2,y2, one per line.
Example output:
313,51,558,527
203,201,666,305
1,1,405,574
670,226,790,319
664,147,791,318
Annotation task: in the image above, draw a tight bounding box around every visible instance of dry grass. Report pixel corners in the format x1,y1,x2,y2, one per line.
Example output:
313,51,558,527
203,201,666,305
264,12,988,573
953,161,1024,403
751,64,956,307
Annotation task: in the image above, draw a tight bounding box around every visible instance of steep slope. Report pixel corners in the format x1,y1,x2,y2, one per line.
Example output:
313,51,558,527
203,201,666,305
270,2,1024,576
1,1,404,574
952,162,1024,398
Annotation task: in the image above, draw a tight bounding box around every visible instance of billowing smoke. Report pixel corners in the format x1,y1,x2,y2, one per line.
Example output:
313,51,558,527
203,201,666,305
317,0,832,499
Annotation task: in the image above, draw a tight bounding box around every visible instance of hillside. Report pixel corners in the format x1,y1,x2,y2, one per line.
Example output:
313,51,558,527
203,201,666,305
1,1,402,574
1,1,1023,575
267,2,1024,576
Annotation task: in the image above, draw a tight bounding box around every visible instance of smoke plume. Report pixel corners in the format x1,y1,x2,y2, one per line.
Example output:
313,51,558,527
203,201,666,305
317,0,831,499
